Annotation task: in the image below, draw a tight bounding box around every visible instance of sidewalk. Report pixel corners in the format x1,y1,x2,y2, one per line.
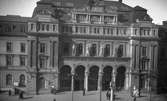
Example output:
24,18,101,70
0,91,166,101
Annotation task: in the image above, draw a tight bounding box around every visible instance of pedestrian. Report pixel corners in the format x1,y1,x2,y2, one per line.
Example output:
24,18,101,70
106,89,110,100
131,86,139,101
19,91,24,99
8,89,11,96
83,88,85,96
53,98,56,101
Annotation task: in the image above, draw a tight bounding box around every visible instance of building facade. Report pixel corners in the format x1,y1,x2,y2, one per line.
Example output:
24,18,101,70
157,21,167,93
0,0,159,93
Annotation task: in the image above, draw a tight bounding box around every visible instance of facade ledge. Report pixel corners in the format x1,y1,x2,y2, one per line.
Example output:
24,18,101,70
62,56,130,62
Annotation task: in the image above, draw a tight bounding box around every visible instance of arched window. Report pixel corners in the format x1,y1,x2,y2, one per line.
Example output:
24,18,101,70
6,74,12,86
19,74,25,87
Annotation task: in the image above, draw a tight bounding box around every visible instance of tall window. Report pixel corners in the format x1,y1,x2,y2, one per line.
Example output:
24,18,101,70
46,24,49,31
40,43,46,53
76,43,83,56
39,56,46,68
63,43,70,56
31,24,34,30
42,24,45,31
6,74,12,86
53,25,56,31
90,44,97,56
7,42,12,52
104,44,110,57
141,46,147,56
20,56,26,66
39,77,45,89
20,43,26,53
6,55,13,66
19,74,25,87
117,44,123,57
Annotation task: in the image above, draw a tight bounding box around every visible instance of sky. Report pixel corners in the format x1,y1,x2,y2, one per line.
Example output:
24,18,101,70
0,0,166,25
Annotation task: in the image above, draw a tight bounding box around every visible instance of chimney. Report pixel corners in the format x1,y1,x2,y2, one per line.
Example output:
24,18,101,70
119,0,122,3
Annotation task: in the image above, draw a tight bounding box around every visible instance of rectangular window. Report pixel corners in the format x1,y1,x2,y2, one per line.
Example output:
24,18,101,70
53,25,56,31
42,24,45,31
20,56,26,66
90,44,97,56
134,29,137,35
31,24,34,30
7,42,12,52
40,43,46,53
76,43,83,56
39,56,45,68
6,55,13,66
46,24,49,31
104,44,110,57
141,46,147,56
63,43,70,56
20,43,26,53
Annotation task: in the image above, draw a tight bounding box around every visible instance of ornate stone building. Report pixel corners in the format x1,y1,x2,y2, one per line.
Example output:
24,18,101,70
0,0,159,93
158,21,167,93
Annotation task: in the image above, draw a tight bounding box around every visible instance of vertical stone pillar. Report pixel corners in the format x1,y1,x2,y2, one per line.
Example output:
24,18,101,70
27,39,31,67
71,68,75,91
50,40,53,68
98,70,103,91
125,72,129,90
112,69,117,83
84,70,89,91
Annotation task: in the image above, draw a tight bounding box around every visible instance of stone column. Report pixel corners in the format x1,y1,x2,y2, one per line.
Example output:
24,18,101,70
125,72,129,90
72,43,76,56
112,69,117,83
50,40,53,68
84,70,89,91
71,68,75,91
98,69,103,91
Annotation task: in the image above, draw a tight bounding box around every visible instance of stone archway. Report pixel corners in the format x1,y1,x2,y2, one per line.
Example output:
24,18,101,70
88,66,99,91
59,65,71,91
74,65,85,91
102,66,113,90
116,66,126,91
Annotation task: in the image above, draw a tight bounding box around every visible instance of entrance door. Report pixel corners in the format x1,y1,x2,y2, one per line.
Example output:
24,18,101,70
116,67,126,91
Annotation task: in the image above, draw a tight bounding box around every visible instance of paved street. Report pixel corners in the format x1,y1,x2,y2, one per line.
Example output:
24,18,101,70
0,91,167,101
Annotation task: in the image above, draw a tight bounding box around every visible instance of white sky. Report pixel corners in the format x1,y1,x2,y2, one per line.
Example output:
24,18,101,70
0,0,166,24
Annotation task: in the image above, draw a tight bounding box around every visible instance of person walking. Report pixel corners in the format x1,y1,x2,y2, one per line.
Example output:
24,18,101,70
132,86,139,101
83,88,86,96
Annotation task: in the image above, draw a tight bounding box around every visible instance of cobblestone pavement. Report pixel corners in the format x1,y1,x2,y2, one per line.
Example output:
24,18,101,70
0,91,167,101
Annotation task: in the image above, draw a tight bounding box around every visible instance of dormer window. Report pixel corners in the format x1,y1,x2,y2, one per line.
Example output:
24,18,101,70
104,16,114,24
90,15,100,24
76,14,87,23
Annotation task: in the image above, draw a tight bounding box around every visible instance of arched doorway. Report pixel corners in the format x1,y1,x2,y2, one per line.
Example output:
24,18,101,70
60,65,71,91
116,66,126,91
39,77,45,89
88,66,99,91
19,74,25,87
74,65,85,91
102,66,113,90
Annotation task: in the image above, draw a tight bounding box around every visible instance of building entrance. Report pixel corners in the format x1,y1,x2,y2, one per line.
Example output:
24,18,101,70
102,66,113,90
74,65,85,91
60,65,71,91
116,66,126,91
88,66,99,91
